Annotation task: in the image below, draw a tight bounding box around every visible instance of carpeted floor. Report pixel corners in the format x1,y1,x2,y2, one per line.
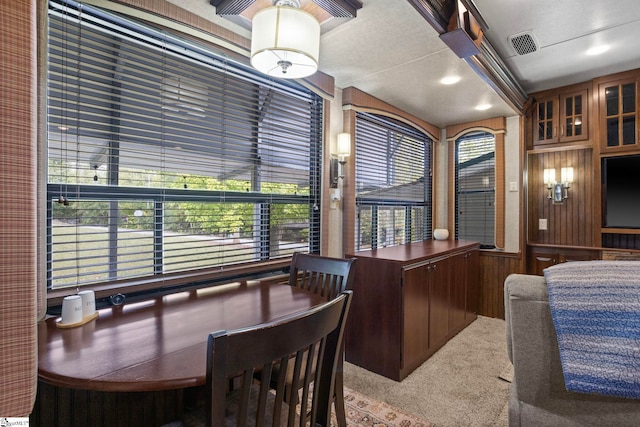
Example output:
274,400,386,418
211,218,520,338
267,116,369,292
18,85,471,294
343,316,511,427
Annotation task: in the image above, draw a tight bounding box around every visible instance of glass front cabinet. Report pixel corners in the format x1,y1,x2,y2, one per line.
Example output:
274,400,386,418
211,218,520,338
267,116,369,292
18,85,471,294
533,88,588,146
599,75,639,152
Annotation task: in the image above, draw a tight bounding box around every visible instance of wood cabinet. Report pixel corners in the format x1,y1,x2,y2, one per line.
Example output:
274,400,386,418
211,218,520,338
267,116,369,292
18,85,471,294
344,240,480,381
527,245,600,276
598,73,640,153
533,88,588,146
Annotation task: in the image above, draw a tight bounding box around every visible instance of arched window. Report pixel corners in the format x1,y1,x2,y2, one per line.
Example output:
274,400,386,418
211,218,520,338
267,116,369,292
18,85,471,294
455,131,496,247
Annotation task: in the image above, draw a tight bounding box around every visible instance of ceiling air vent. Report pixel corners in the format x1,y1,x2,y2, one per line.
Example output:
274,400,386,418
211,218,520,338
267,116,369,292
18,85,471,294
508,32,538,56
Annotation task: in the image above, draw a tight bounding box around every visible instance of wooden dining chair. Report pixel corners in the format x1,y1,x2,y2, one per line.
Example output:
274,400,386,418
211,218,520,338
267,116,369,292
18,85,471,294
182,290,352,427
283,252,357,427
288,252,357,301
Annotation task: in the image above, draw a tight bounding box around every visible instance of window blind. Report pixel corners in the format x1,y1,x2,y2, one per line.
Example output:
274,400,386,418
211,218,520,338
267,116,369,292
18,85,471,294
47,0,322,290
455,131,495,247
354,112,431,251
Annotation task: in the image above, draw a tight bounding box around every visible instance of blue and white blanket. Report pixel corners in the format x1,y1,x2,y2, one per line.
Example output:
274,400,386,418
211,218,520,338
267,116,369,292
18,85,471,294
544,260,640,398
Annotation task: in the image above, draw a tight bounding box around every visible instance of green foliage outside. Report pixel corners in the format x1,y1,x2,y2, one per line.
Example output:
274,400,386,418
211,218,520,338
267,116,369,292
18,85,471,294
49,160,311,287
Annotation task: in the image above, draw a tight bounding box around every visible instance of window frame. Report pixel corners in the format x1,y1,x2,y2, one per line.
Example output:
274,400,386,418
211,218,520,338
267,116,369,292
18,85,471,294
447,118,506,250
353,112,433,251
45,0,323,306
454,131,496,247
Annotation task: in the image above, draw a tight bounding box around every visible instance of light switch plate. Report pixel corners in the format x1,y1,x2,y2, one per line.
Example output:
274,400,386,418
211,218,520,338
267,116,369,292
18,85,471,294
509,181,518,192
539,219,548,231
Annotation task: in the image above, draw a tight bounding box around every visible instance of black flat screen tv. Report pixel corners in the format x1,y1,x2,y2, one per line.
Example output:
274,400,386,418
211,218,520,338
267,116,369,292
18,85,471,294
602,154,640,229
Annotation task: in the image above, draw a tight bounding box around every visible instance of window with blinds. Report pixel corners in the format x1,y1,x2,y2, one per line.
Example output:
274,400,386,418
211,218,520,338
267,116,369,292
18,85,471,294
47,0,322,290
354,112,432,251
455,131,495,247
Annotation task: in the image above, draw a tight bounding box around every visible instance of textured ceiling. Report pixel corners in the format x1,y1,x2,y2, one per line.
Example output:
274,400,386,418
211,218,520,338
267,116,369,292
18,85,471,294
174,0,640,128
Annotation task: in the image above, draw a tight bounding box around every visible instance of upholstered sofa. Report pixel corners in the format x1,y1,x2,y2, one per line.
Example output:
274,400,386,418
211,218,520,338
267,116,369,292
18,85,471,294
504,273,640,426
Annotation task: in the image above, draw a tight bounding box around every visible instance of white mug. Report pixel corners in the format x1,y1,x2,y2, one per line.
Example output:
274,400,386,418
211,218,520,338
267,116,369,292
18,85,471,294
61,295,83,324
78,290,96,318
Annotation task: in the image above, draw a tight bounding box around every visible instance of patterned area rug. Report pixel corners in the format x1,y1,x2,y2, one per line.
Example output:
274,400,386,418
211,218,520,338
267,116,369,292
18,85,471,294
339,386,433,427
164,385,434,427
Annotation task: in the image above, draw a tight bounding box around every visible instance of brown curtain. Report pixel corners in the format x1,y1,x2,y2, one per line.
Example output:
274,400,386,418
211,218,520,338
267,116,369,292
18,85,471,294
0,0,38,416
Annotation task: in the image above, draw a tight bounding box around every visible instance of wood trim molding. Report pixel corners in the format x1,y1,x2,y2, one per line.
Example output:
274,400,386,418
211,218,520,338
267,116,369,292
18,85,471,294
342,86,440,140
495,132,505,249
341,109,357,255
446,116,506,140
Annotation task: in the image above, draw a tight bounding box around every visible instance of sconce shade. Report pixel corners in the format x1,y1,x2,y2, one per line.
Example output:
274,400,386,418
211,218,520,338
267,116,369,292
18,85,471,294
543,168,555,186
250,6,320,79
543,167,573,203
337,133,351,158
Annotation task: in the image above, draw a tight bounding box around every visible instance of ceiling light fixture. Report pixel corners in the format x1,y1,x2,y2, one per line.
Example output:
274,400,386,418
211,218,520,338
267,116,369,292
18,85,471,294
475,103,491,111
250,0,320,79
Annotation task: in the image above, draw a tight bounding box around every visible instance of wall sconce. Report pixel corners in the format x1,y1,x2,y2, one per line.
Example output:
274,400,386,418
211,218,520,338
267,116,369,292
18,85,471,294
330,133,351,189
544,167,573,204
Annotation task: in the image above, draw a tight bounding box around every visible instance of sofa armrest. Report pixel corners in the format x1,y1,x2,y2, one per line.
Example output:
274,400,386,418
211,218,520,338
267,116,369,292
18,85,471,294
504,273,565,404
504,274,547,364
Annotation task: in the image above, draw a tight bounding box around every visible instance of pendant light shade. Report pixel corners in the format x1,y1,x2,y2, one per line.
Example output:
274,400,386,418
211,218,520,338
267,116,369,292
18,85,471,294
250,4,320,79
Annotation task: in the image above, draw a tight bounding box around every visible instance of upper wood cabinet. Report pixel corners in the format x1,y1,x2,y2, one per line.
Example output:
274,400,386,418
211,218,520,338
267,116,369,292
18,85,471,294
533,88,589,146
598,73,640,153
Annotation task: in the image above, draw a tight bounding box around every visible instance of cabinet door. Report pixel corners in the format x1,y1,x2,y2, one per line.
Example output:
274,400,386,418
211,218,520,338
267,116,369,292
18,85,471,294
428,258,450,350
559,89,588,143
402,265,429,372
465,249,479,320
600,76,639,152
533,97,559,145
448,252,467,332
527,251,558,276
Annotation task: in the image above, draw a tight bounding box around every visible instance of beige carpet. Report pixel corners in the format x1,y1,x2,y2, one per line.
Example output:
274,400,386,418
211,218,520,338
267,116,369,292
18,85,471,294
343,316,511,427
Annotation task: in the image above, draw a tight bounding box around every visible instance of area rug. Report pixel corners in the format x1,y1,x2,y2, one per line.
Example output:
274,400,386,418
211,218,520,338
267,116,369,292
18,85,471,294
164,385,433,427
338,386,433,427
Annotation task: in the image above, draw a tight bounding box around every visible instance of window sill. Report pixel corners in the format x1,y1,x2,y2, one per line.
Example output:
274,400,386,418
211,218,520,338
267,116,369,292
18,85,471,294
46,258,292,310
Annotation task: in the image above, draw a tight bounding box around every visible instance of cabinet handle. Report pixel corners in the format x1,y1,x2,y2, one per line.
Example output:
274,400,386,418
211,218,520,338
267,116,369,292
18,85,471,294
560,124,564,137
553,126,557,137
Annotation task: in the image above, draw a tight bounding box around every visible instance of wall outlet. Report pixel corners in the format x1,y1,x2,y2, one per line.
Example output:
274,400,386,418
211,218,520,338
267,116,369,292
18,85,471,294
539,219,548,231
509,181,518,192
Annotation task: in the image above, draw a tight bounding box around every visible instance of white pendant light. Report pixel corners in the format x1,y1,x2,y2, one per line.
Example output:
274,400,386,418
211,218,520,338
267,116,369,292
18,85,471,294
250,0,320,79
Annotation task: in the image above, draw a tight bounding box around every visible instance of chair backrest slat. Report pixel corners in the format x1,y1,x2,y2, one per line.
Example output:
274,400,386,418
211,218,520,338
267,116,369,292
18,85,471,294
289,252,357,301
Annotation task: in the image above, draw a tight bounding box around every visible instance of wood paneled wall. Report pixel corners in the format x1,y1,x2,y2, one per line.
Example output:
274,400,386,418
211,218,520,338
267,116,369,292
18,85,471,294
31,381,185,427
527,148,594,246
478,251,523,319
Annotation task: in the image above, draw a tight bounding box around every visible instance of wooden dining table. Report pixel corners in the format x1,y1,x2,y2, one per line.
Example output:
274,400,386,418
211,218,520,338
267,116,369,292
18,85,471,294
37,281,327,393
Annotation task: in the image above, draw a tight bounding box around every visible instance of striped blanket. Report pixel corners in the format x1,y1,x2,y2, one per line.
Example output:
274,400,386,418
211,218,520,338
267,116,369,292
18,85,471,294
544,261,640,398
